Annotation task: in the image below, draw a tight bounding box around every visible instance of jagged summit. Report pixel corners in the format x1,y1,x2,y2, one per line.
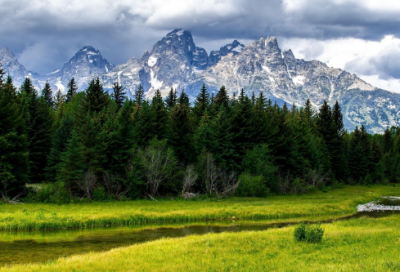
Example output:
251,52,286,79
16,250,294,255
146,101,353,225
209,40,245,66
42,45,114,92
0,47,40,88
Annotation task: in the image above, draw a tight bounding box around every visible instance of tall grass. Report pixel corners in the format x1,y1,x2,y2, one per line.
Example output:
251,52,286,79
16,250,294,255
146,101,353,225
3,214,400,271
0,185,397,231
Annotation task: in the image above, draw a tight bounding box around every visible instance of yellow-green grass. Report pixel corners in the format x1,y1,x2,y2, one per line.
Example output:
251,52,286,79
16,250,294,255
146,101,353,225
0,214,351,243
3,214,400,271
1,185,399,231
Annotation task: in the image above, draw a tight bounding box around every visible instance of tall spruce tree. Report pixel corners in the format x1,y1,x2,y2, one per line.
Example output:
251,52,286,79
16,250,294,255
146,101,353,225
165,88,177,109
46,115,74,181
66,78,78,103
83,78,109,114
134,84,145,106
57,130,86,190
214,85,229,110
230,89,255,169
168,91,193,163
0,68,29,197
149,89,168,141
111,82,126,110
54,90,64,110
41,82,53,108
192,84,210,127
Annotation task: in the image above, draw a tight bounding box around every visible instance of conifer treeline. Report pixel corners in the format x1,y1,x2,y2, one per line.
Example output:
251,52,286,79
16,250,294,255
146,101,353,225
0,64,398,201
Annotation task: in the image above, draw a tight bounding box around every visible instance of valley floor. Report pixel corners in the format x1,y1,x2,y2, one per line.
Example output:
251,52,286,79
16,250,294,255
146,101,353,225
2,185,400,271
2,214,400,271
1,185,399,231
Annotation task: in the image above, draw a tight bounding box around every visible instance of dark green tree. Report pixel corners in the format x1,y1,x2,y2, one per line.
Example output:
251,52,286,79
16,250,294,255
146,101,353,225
214,85,229,110
65,78,78,103
46,115,74,181
0,69,29,197
83,78,109,114
134,84,145,106
165,88,177,109
111,82,126,110
41,82,53,107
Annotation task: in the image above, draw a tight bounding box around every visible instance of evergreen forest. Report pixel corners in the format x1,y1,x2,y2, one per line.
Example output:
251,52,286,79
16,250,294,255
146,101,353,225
1,64,398,203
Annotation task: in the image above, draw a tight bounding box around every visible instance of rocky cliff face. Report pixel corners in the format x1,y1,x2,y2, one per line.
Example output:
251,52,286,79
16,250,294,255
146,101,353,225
2,30,400,132
208,40,245,66
185,36,397,133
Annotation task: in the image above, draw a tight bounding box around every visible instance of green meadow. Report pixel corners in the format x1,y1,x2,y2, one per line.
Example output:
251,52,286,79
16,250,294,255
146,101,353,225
0,185,397,231
2,185,400,271
2,214,400,272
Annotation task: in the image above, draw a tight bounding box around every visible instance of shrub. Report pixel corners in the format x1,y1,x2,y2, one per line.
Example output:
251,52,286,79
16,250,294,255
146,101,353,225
92,187,109,201
294,223,324,243
293,223,306,242
33,182,71,204
236,173,269,197
305,224,324,243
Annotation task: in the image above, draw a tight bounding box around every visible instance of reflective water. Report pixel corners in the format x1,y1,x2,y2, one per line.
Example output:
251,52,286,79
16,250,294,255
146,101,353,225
1,211,398,266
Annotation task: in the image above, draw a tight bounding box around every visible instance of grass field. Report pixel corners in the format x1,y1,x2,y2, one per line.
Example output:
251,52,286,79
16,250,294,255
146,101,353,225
2,214,400,271
1,185,399,231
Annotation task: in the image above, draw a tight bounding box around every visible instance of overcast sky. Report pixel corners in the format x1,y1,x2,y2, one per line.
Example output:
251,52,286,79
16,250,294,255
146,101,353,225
2,0,400,92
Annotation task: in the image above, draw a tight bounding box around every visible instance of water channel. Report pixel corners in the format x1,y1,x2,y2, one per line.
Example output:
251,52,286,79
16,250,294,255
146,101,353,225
1,210,399,267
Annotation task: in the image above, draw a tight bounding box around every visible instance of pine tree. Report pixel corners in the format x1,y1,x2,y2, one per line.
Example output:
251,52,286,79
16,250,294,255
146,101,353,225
66,78,78,103
83,78,109,114
54,90,64,110
41,82,53,108
57,130,86,189
168,91,193,163
46,115,74,181
192,84,210,127
303,99,316,126
251,92,256,105
383,127,392,153
0,68,29,196
230,91,255,169
28,97,54,183
165,88,177,109
134,84,145,106
111,82,126,110
214,85,229,110
149,89,168,141
20,77,36,95
316,100,336,166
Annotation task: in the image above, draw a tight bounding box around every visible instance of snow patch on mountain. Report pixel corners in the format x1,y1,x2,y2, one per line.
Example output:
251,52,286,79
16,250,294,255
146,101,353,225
148,56,158,67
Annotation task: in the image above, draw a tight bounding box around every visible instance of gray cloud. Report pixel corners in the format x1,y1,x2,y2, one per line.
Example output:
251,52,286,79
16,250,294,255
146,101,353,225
0,0,400,76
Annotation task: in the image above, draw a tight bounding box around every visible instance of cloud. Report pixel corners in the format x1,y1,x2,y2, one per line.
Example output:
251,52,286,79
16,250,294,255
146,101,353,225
0,0,400,92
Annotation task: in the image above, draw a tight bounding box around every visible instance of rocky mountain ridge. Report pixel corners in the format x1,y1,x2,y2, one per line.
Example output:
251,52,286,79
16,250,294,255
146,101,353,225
1,29,399,133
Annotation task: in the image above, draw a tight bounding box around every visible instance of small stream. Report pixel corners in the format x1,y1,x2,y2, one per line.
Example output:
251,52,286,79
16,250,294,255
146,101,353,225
0,210,399,266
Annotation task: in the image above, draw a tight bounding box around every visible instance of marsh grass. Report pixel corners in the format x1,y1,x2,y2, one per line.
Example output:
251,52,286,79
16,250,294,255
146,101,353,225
2,214,400,271
0,185,398,231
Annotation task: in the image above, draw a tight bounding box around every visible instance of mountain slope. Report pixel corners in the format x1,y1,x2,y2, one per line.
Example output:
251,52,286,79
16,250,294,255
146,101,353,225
0,48,41,88
1,30,399,132
185,36,394,133
43,46,114,92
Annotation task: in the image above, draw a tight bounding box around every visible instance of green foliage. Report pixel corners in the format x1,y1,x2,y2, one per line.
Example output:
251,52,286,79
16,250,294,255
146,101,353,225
65,78,78,103
236,173,269,197
242,144,277,189
111,82,126,109
0,72,29,196
29,182,70,204
83,78,109,114
293,222,307,241
294,223,324,243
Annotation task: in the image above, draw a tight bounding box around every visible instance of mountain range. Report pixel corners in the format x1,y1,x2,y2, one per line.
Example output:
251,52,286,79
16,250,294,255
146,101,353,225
1,29,399,133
